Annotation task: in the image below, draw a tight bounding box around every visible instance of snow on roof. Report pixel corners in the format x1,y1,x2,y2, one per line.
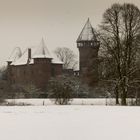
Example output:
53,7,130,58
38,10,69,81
7,47,22,62
11,47,36,66
11,49,28,65
51,53,64,64
77,18,97,42
10,39,63,66
33,38,52,59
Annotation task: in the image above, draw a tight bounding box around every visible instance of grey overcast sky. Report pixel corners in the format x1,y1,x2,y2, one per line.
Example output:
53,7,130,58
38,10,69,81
0,0,140,65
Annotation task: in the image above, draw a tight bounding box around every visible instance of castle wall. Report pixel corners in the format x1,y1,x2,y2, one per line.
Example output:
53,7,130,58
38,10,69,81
8,58,63,91
52,64,63,77
10,64,33,85
33,58,52,90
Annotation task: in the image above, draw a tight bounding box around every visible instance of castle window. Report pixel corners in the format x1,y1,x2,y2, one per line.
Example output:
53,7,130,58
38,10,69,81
78,43,83,47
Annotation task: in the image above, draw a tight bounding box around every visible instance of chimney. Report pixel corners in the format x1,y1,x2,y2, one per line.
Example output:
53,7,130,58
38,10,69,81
27,48,31,64
28,48,31,59
7,61,12,66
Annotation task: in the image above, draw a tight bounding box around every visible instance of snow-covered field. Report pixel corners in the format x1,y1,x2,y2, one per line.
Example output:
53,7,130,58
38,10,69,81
7,98,111,105
6,98,136,106
0,105,140,140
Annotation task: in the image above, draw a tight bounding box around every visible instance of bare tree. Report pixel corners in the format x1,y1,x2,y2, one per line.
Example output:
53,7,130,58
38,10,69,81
54,47,77,69
47,75,75,105
100,3,140,105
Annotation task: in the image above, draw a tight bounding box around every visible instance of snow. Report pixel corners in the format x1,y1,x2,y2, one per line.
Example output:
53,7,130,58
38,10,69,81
52,58,64,64
10,39,63,66
33,38,52,59
11,47,36,66
6,98,136,106
11,48,29,65
51,53,64,64
7,47,22,62
0,105,139,140
77,18,97,42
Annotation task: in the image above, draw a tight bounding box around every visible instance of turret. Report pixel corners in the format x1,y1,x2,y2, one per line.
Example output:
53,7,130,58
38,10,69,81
32,38,53,89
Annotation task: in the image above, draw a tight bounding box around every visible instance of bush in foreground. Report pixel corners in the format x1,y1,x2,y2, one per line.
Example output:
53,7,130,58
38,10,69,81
47,75,77,105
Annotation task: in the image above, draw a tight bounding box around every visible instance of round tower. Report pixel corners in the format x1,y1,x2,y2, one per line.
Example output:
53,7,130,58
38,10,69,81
77,18,100,85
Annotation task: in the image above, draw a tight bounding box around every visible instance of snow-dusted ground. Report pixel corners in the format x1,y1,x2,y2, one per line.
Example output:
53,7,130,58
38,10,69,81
0,106,140,140
7,98,110,106
6,98,136,106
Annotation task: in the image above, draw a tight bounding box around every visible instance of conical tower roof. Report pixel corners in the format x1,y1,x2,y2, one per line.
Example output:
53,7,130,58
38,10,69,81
7,47,22,62
33,38,52,59
77,18,97,42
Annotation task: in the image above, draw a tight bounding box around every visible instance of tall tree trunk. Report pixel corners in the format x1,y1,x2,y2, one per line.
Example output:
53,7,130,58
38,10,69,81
121,92,127,105
115,85,119,104
116,92,119,105
121,77,128,105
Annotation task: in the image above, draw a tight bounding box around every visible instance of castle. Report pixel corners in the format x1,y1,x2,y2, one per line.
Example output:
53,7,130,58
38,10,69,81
7,39,63,90
7,19,99,90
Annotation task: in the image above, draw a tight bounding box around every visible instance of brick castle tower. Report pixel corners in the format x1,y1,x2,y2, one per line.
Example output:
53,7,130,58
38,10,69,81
77,18,100,86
